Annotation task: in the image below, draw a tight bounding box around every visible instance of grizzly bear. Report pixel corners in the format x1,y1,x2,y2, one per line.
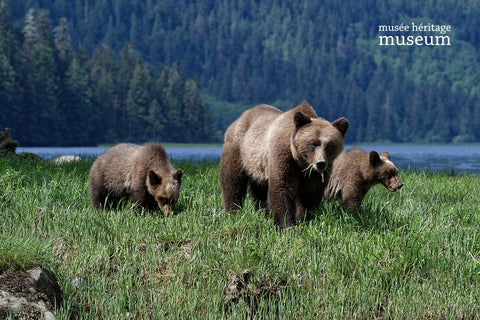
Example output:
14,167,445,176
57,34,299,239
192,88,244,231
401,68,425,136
89,143,183,214
324,148,403,212
220,101,349,228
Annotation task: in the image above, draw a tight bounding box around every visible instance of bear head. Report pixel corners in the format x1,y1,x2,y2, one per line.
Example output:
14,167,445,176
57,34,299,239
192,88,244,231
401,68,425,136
146,169,183,214
291,111,349,174
369,151,403,191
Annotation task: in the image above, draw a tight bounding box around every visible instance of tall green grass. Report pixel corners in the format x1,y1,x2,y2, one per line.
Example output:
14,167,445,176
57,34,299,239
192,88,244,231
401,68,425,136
1,155,479,319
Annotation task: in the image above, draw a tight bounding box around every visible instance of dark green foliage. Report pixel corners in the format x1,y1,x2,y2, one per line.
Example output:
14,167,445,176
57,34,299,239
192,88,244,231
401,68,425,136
2,0,480,144
0,3,216,146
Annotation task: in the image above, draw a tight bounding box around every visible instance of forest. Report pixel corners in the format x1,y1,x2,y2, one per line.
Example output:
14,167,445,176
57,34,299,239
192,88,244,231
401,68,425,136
0,2,215,146
2,0,480,145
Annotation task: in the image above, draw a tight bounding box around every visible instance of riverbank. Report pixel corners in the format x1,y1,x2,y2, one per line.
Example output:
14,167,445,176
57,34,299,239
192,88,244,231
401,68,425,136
1,156,479,319
16,144,480,174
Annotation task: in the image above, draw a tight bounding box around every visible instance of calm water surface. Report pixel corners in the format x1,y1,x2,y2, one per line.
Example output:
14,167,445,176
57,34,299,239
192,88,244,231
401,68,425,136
16,144,480,174
17,146,223,161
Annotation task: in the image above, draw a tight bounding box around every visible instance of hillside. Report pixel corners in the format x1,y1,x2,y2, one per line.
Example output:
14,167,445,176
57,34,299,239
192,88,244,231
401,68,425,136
3,0,480,144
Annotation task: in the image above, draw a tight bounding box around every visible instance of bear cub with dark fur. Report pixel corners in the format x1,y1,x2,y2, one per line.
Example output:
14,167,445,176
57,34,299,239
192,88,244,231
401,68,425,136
89,143,183,214
324,148,403,212
220,101,349,228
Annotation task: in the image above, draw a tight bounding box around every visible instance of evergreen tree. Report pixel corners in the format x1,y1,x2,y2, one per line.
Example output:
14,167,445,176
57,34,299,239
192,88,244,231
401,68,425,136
31,9,62,145
16,8,37,145
89,41,117,143
344,83,367,143
53,17,73,70
428,81,452,142
126,57,152,141
471,94,480,141
0,0,19,62
162,65,184,142
114,42,135,140
365,62,391,142
400,85,426,142
182,79,206,142
145,99,165,140
0,1,19,131
64,52,95,145
0,52,16,128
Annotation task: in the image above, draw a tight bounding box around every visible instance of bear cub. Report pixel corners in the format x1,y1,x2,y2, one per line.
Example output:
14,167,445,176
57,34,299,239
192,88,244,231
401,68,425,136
324,148,403,212
89,143,183,214
220,101,349,228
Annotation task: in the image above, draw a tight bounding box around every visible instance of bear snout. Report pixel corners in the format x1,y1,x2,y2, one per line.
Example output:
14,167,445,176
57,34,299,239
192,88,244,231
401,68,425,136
315,160,327,172
386,181,403,192
162,202,175,215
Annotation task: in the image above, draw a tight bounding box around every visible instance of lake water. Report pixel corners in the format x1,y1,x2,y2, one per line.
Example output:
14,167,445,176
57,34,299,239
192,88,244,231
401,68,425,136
16,144,480,174
16,146,223,161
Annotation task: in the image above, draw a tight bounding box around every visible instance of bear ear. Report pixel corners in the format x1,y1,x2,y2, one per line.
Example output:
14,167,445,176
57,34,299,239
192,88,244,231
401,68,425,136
173,169,183,182
369,151,382,167
148,170,162,186
332,117,349,137
294,111,311,129
299,100,312,109
380,151,391,160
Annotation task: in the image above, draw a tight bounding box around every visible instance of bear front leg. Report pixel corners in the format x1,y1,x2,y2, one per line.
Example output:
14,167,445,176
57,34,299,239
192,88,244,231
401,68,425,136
88,176,105,209
342,189,363,213
295,197,306,224
268,178,298,228
220,146,248,212
90,190,104,209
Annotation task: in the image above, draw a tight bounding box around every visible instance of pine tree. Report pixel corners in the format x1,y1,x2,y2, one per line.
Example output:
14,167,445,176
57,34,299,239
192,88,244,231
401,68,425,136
53,17,73,70
0,1,19,131
89,42,117,143
0,52,16,128
31,9,62,145
0,0,20,62
163,65,185,141
23,8,38,45
64,53,95,145
344,83,367,143
182,79,205,142
126,57,152,141
365,62,391,142
145,98,165,140
113,42,135,141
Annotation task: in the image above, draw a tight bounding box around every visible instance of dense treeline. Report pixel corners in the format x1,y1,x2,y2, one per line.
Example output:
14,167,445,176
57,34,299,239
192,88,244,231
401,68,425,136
3,0,480,144
0,2,215,146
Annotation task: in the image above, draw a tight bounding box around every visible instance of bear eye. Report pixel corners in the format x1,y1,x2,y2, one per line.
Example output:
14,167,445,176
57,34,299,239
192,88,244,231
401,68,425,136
307,140,318,151
324,142,334,152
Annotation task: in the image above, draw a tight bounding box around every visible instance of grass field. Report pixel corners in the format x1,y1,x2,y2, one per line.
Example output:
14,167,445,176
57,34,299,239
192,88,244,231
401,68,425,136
1,155,479,319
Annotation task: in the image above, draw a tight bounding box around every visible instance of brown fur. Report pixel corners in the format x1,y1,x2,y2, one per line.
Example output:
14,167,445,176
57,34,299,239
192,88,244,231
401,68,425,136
324,148,403,212
220,101,349,228
88,143,183,214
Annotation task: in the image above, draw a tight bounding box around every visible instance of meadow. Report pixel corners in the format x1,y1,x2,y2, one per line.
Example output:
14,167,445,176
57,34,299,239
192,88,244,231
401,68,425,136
0,155,479,319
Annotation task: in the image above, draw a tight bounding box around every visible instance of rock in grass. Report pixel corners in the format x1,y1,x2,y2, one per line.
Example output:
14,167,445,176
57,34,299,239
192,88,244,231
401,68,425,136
0,267,63,320
223,269,284,314
52,155,81,164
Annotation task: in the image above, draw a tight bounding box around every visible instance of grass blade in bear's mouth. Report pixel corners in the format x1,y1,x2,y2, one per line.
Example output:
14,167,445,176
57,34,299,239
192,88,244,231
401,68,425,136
302,164,315,178
302,164,326,182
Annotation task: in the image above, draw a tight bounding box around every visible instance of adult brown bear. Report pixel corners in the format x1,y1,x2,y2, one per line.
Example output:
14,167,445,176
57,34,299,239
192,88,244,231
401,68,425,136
89,143,182,214
220,101,349,228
